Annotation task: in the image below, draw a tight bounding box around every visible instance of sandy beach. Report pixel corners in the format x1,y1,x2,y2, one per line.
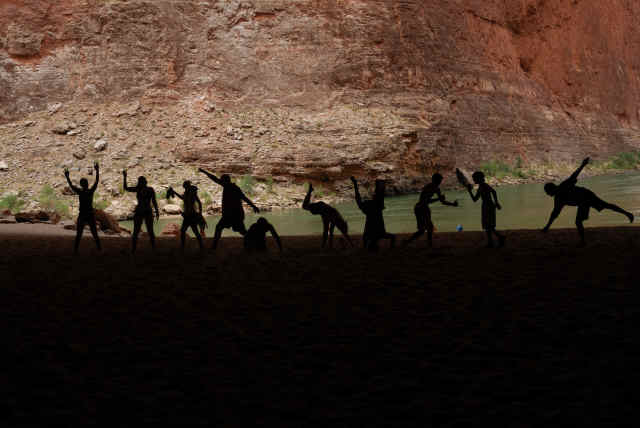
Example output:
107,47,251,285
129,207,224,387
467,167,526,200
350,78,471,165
1,225,638,426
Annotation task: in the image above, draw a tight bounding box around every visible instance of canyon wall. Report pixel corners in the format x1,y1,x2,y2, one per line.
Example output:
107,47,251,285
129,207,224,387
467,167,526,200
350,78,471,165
2,0,640,190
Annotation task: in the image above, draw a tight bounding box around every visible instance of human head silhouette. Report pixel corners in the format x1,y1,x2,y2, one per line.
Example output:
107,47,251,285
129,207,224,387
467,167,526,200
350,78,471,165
183,180,191,190
221,174,231,185
432,173,443,186
472,171,485,184
257,217,268,227
137,176,147,187
79,178,89,189
544,182,558,196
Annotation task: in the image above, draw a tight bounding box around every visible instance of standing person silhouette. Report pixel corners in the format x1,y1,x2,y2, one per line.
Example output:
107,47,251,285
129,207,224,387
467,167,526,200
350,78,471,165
64,162,101,253
244,217,282,252
302,183,354,248
350,176,395,251
404,173,458,247
542,157,634,245
123,170,160,253
466,171,505,248
168,181,205,252
198,168,260,250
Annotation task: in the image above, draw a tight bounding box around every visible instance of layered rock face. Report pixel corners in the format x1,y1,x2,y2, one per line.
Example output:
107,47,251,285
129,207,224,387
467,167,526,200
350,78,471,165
2,0,640,191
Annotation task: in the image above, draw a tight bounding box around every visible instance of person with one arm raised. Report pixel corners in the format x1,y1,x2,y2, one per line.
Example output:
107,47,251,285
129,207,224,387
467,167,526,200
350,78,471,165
351,176,395,251
542,157,634,246
198,168,259,250
302,182,353,248
65,162,101,253
123,169,160,253
167,181,206,252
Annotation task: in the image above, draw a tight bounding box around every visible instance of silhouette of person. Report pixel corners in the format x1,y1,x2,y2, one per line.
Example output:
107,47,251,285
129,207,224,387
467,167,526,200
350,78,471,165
244,217,282,252
123,170,160,253
302,183,354,248
64,162,101,253
542,157,634,245
168,181,206,252
404,173,458,247
351,176,395,251
198,168,260,249
466,171,505,248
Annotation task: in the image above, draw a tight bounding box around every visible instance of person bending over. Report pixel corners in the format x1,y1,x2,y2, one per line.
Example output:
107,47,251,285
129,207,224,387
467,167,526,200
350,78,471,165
302,183,353,248
542,157,634,245
244,217,282,252
351,176,395,251
65,162,101,253
123,170,159,253
198,168,259,250
404,173,458,247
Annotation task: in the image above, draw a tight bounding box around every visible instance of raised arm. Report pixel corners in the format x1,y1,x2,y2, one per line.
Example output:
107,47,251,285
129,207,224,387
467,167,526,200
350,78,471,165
302,183,313,210
269,224,283,252
569,157,590,182
350,176,365,211
168,187,184,200
198,168,223,186
91,162,100,191
122,170,137,192
64,169,81,194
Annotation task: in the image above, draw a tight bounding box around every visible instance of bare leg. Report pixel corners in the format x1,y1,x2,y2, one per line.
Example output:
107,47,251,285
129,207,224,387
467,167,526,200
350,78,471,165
329,223,335,248
404,228,424,245
384,232,396,249
427,226,434,247
321,220,329,248
602,202,634,223
493,229,505,247
88,219,101,251
144,215,155,250
485,230,494,248
74,218,86,254
180,220,189,251
335,222,354,247
576,219,586,246
190,224,204,250
212,221,224,249
132,215,143,253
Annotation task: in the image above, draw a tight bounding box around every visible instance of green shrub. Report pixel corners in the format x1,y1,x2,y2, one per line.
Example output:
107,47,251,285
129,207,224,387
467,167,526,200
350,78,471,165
37,185,70,217
94,198,110,211
201,190,213,206
0,194,26,214
480,159,527,179
608,151,640,170
237,175,256,195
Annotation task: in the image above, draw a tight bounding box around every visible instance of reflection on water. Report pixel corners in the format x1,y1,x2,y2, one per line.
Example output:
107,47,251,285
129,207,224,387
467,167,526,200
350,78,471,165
121,173,640,236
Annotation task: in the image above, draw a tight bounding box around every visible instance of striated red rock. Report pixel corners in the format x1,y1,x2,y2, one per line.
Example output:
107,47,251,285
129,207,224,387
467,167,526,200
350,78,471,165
1,0,640,188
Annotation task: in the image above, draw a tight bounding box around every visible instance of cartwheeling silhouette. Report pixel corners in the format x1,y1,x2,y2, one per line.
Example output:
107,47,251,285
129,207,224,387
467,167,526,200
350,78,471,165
466,171,505,248
198,168,259,250
168,181,206,252
244,217,282,252
123,170,160,253
64,162,101,253
351,177,395,251
542,157,634,245
404,173,458,247
302,183,354,248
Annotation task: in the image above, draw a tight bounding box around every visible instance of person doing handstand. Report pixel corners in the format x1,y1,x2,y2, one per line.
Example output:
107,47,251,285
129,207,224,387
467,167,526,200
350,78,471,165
542,157,634,245
351,176,395,251
244,217,282,252
302,183,353,248
123,170,160,253
404,173,458,247
466,171,505,248
198,168,260,250
65,162,101,253
168,181,206,252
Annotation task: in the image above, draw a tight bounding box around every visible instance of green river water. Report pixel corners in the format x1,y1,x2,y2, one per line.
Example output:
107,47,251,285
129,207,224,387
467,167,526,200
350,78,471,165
121,173,640,236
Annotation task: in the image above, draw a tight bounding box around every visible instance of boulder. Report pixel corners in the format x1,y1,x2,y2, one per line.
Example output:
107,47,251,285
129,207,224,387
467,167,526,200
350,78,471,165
52,121,76,135
14,211,61,224
163,204,182,215
94,139,108,152
94,209,131,234
0,161,8,171
73,149,86,160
